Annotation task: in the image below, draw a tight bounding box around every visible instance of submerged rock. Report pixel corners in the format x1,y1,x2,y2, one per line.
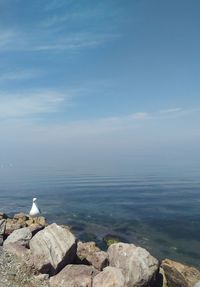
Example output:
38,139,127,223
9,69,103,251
30,223,77,275
103,234,128,247
108,242,159,287
49,264,99,287
161,258,200,287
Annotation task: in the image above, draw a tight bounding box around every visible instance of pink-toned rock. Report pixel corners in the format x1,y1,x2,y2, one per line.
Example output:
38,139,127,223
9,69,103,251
3,243,33,266
49,264,99,287
30,223,77,275
77,241,108,271
93,266,126,287
161,259,200,287
108,242,159,287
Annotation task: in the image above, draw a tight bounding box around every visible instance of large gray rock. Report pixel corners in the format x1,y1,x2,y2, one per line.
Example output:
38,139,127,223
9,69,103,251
93,266,126,287
77,241,108,271
108,242,159,287
3,227,32,247
30,223,77,275
161,259,200,287
49,264,99,287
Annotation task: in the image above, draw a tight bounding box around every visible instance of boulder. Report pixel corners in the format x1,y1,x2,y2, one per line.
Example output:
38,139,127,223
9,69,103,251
33,216,47,226
0,235,3,246
3,242,33,266
161,259,200,287
4,218,23,236
154,267,168,287
77,241,108,271
49,264,99,287
13,212,29,222
3,227,32,247
108,242,159,287
30,223,77,275
28,223,44,236
0,219,6,235
93,266,126,287
0,212,8,220
26,216,47,236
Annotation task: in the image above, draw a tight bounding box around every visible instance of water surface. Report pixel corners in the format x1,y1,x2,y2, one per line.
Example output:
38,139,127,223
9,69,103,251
0,163,200,268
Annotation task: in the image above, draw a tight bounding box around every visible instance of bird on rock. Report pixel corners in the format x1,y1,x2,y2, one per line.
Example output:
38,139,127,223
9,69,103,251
29,197,41,217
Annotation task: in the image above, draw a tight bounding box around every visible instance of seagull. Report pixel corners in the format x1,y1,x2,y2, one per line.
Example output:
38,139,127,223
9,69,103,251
29,197,41,217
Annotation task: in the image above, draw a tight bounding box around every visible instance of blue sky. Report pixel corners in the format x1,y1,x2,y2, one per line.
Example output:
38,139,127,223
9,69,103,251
0,0,200,171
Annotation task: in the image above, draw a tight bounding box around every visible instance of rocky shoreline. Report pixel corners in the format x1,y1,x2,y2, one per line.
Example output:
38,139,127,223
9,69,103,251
0,212,200,287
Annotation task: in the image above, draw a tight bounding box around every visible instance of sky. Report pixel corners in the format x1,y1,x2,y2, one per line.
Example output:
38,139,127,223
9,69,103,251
0,0,200,172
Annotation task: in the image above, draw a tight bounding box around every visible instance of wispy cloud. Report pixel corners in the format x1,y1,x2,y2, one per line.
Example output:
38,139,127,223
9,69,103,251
44,0,71,11
0,105,199,148
160,107,182,114
130,112,150,120
0,29,19,49
0,1,119,53
0,90,68,119
0,28,116,52
0,69,43,82
33,32,116,52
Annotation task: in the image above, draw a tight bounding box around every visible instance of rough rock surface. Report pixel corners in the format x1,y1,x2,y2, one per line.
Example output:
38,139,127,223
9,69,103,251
49,264,99,287
14,213,29,222
0,236,3,246
0,219,6,246
0,246,49,287
77,241,108,271
30,223,77,275
4,218,23,236
0,219,6,235
0,212,8,220
108,242,159,287
3,243,33,266
161,259,200,287
93,266,126,287
4,227,32,247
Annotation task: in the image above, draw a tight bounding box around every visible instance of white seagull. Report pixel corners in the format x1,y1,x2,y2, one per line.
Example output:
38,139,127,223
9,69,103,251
29,197,41,217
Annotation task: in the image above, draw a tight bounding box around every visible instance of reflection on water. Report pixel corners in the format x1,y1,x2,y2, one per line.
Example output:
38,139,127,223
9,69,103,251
0,164,200,268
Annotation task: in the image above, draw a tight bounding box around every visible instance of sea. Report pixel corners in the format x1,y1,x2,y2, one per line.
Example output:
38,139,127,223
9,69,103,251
0,162,200,268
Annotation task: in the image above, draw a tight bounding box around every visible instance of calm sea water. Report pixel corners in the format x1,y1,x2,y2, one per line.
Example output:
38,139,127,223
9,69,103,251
0,163,200,268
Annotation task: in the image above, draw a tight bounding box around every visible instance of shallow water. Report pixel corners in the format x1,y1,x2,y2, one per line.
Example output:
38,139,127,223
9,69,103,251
0,163,200,268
